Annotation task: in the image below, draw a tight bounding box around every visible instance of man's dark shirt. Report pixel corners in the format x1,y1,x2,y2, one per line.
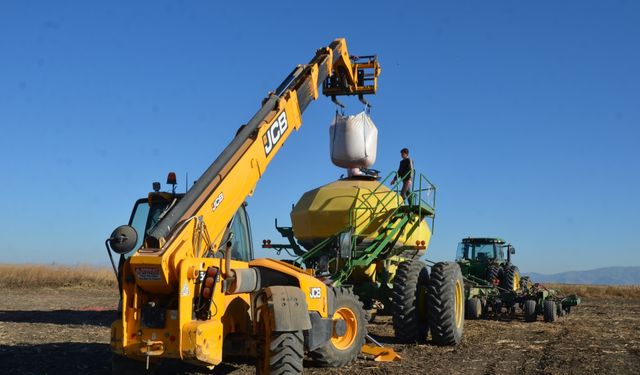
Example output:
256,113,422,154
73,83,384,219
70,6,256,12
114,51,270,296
397,158,413,182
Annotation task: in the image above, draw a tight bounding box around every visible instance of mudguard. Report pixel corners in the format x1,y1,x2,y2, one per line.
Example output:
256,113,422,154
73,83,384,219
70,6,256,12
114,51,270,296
259,286,312,332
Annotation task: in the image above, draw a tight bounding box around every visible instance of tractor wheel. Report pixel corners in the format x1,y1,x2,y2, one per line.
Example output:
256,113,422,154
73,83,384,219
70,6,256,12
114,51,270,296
543,300,558,323
486,264,501,284
427,262,465,346
310,287,365,367
391,259,429,342
257,330,304,375
523,300,537,322
502,265,520,291
465,297,482,320
557,302,567,317
520,276,533,290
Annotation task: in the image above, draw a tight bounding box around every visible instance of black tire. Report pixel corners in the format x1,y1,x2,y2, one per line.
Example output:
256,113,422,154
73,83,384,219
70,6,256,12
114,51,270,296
543,300,558,323
523,300,537,322
557,302,567,317
486,264,501,284
416,266,430,339
257,331,304,375
502,265,520,291
520,276,532,291
465,297,482,320
427,262,464,346
310,287,365,367
391,260,429,342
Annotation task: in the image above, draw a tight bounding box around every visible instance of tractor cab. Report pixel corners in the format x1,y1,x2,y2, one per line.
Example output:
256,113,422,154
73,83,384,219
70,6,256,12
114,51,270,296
456,237,507,264
456,237,520,291
456,238,508,282
121,172,254,263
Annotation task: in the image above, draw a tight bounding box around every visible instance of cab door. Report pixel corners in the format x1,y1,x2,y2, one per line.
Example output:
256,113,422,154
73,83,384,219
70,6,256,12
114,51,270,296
228,205,254,261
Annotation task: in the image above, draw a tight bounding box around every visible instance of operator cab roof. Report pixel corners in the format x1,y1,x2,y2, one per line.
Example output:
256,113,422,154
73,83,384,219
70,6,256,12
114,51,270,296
462,237,506,245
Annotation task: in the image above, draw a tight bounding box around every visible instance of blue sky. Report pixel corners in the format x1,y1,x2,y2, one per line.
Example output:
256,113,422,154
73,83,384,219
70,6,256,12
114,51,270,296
1,1,638,273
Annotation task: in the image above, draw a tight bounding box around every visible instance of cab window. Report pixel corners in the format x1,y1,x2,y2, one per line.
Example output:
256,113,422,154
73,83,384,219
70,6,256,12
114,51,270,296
127,199,150,258
456,242,466,260
472,244,496,261
229,207,253,261
126,197,173,258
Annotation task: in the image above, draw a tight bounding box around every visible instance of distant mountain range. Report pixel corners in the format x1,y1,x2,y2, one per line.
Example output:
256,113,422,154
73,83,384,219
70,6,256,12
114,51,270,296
525,266,640,285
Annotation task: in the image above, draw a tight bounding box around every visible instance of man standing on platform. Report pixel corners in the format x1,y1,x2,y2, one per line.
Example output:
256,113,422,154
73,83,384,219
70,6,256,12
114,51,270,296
390,148,414,203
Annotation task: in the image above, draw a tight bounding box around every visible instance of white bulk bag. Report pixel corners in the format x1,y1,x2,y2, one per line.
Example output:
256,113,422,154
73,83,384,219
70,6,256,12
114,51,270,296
329,111,378,169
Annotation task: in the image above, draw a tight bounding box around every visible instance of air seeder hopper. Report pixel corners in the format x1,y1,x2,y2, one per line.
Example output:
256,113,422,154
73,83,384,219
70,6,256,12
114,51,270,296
266,170,465,346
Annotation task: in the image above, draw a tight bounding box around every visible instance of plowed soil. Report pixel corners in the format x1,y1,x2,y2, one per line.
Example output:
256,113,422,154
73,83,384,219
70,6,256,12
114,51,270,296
1,287,638,374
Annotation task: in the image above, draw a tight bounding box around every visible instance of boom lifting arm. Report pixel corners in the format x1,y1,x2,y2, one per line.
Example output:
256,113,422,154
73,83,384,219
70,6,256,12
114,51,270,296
129,38,381,292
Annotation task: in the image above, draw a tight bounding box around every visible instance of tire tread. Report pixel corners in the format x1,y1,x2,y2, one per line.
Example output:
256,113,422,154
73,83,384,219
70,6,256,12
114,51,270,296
427,262,464,346
391,260,428,342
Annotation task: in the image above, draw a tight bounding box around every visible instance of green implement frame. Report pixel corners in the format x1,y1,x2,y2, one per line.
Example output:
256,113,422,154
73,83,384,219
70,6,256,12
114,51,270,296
463,273,581,322
265,171,436,286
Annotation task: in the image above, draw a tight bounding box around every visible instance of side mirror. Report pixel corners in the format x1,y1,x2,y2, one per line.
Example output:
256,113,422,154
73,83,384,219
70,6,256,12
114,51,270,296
108,225,138,254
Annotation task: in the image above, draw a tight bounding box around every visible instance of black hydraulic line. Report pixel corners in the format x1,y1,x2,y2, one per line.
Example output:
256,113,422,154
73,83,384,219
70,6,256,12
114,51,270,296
106,240,119,280
148,45,341,245
147,92,280,245
105,240,123,298
275,66,303,96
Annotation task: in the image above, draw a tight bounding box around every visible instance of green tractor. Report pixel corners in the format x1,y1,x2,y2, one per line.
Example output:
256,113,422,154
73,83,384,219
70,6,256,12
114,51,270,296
456,237,521,291
457,238,581,322
456,237,521,318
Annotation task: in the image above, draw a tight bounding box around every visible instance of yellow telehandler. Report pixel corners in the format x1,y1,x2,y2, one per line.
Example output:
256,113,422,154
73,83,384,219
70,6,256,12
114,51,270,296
106,39,381,373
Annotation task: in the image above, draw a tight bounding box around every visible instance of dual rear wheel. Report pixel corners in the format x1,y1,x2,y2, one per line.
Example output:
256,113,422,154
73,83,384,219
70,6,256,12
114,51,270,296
502,265,521,291
486,264,520,291
391,260,464,346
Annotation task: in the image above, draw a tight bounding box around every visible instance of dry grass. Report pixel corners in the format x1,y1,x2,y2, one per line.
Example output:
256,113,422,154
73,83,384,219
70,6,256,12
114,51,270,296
1,264,638,299
545,283,640,299
0,264,116,288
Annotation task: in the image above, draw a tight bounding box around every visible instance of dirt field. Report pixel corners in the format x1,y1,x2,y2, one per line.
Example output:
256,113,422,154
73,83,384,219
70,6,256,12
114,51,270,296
1,287,639,375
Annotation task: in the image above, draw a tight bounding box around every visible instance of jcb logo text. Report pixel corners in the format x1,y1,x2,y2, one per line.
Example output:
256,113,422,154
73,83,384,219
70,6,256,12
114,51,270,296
263,111,288,156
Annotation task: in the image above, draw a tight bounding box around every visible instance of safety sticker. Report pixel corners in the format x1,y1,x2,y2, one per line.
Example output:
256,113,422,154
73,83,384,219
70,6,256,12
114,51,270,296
181,281,190,297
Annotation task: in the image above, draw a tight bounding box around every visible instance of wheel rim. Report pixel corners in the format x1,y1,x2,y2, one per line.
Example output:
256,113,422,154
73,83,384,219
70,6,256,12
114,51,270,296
454,279,464,328
513,272,520,291
331,307,357,350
